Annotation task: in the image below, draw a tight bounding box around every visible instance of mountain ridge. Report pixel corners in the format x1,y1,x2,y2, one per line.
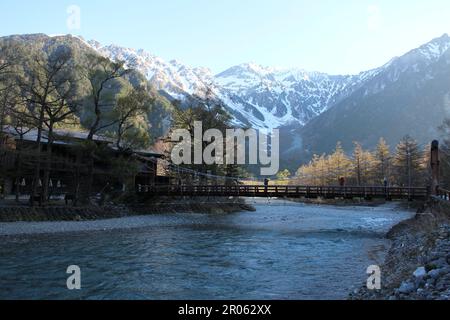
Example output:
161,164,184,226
2,32,450,172
80,33,450,133
285,33,450,170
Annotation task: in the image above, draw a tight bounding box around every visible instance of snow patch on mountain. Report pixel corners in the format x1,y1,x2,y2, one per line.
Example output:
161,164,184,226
87,40,214,100
84,33,450,131
417,34,450,61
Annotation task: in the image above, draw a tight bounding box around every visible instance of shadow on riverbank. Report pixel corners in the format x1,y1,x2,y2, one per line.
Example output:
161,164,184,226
0,197,255,222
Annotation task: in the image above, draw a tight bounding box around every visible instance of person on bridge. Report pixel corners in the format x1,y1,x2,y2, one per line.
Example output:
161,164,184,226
339,177,346,187
264,178,270,193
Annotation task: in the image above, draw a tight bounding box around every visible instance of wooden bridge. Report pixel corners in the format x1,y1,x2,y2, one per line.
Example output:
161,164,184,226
136,140,444,202
138,185,430,200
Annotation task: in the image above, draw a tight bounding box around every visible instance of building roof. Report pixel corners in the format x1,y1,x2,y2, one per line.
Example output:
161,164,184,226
2,125,113,144
1,125,164,158
108,145,164,159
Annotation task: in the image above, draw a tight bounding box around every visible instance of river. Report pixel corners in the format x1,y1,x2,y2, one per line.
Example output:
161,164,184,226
0,201,413,300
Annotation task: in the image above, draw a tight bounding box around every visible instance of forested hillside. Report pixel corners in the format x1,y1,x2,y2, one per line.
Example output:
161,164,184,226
0,34,173,146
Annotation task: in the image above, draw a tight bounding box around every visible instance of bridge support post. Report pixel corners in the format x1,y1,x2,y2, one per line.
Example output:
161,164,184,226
430,140,440,196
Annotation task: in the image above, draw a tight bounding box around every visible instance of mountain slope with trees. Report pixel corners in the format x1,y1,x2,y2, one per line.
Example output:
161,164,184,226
0,34,176,204
287,34,450,168
0,34,174,143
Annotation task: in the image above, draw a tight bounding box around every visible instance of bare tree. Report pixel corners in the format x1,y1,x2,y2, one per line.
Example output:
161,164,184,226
8,104,33,202
78,55,132,203
17,47,77,205
84,55,132,140
41,95,80,202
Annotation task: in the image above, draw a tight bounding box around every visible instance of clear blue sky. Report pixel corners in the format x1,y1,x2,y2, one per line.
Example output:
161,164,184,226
1,0,450,74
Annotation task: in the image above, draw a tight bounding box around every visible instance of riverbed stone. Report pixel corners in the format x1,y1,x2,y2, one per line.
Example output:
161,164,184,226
415,278,425,289
428,268,442,279
413,267,427,278
425,279,435,287
399,282,415,294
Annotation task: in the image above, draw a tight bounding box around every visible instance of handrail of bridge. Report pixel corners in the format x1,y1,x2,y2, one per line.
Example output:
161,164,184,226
436,187,450,201
137,185,429,199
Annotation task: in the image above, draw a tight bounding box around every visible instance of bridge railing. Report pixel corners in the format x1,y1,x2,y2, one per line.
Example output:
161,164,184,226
136,185,429,199
436,187,450,201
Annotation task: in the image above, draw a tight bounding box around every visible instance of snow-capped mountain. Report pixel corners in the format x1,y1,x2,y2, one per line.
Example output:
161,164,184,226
85,40,384,130
85,33,450,133
87,40,215,101
2,32,450,171
215,63,383,127
290,33,450,167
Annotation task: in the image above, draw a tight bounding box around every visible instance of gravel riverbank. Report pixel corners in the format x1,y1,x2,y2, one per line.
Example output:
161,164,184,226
350,198,450,300
0,197,255,223
0,201,255,236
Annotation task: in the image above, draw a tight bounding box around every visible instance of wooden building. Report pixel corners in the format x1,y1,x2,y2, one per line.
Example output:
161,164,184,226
0,126,164,199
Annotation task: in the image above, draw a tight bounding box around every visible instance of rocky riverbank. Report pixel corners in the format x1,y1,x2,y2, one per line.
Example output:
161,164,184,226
350,198,450,300
0,197,255,222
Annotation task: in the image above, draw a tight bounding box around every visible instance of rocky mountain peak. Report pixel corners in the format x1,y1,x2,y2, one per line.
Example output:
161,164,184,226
81,34,450,131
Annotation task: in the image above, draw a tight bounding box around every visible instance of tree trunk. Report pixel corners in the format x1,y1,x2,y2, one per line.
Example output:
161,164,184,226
14,151,22,203
30,107,45,207
84,151,95,204
42,125,54,204
73,152,81,207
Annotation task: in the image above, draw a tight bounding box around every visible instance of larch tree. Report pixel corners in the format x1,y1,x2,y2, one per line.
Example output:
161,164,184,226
353,142,364,186
361,149,375,186
393,135,424,187
328,142,352,185
276,169,291,181
352,142,375,186
374,138,391,185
